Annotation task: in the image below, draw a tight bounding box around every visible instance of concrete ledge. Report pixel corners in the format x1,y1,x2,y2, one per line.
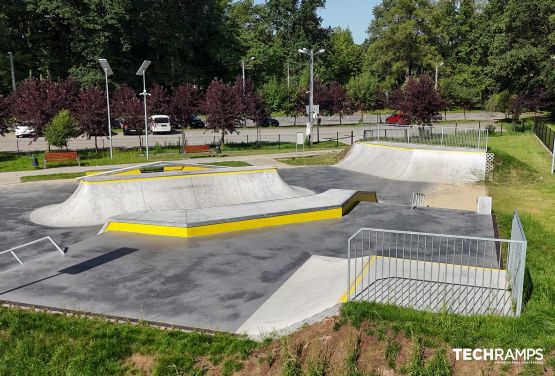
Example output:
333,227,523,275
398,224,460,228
100,189,377,238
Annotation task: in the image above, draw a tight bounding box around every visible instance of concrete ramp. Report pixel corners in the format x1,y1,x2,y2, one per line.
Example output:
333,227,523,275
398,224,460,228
30,166,311,227
337,142,487,183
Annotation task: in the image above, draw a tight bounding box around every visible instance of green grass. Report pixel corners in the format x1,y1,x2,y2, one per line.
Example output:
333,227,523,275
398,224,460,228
20,172,84,182
341,132,555,363
278,149,347,166
0,141,342,173
0,308,256,376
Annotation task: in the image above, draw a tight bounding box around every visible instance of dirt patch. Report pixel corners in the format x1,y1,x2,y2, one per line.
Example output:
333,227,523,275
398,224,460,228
426,183,488,211
124,353,155,375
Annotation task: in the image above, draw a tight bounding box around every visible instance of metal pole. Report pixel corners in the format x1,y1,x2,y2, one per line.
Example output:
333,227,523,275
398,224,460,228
551,136,555,175
308,49,314,144
241,60,246,96
434,64,439,90
104,68,113,160
287,62,290,89
142,74,149,159
8,52,16,92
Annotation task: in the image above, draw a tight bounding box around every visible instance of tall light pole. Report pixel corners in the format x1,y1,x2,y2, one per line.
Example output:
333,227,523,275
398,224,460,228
8,52,16,92
298,48,325,143
98,59,114,160
136,60,151,159
434,62,444,89
241,56,255,95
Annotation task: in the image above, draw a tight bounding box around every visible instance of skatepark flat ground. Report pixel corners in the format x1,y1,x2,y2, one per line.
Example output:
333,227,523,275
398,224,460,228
0,167,495,332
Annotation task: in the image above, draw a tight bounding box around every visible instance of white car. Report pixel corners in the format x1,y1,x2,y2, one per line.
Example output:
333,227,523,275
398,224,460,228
15,124,35,138
149,115,171,134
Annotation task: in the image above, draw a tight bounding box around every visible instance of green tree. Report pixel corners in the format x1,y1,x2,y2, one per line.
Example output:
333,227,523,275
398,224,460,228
323,27,363,84
346,73,381,122
441,65,484,119
45,109,75,149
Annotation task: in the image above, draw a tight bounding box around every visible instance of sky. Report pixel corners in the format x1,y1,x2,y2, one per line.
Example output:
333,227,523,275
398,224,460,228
252,0,380,44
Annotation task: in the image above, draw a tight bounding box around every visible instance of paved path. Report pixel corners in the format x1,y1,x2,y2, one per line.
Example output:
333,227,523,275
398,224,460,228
0,149,334,185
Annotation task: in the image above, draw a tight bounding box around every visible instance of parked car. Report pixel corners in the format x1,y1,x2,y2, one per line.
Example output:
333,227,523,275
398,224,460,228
257,117,280,127
385,113,411,126
15,124,35,138
121,119,143,135
432,113,443,121
189,116,205,129
149,115,171,134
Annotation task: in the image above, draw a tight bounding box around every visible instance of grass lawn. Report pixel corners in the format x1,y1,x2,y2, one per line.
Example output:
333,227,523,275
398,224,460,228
279,149,347,166
0,141,343,173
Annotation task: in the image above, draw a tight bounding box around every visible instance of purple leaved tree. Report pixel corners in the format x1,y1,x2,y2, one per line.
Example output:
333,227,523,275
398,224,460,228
72,87,107,152
203,79,244,144
170,83,203,128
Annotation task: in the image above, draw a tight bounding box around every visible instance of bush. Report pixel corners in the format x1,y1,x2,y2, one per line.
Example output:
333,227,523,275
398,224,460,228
45,109,75,149
486,123,496,135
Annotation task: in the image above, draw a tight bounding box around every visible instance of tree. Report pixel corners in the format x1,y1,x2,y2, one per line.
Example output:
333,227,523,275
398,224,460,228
12,78,77,138
112,86,143,134
0,95,13,136
346,73,381,122
202,79,244,144
392,74,446,125
327,82,351,125
324,28,363,84
73,87,107,152
45,109,75,149
441,66,484,119
240,77,270,127
148,83,170,114
170,83,203,128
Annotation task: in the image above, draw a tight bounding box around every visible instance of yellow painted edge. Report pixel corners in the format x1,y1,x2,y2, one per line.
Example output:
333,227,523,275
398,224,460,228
103,208,342,238
338,256,376,303
359,142,484,154
164,166,209,172
337,255,505,303
83,168,276,185
115,169,142,176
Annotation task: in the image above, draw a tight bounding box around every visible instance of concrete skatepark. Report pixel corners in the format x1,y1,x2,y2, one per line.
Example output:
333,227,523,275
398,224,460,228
0,140,521,336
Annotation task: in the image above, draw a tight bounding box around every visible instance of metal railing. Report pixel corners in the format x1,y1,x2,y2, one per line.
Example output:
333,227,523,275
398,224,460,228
0,236,64,268
346,211,527,316
411,193,425,209
362,126,488,150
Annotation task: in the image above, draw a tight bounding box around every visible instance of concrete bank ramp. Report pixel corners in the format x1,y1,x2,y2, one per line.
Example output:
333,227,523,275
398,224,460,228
30,166,312,227
337,142,487,183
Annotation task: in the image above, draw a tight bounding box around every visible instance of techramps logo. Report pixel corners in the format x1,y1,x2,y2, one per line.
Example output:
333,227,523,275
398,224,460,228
453,348,544,364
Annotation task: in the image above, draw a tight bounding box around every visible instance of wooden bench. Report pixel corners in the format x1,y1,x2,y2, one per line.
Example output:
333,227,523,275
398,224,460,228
183,144,218,157
43,151,80,169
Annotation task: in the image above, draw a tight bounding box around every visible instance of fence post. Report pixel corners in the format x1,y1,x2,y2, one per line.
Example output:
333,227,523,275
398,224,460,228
440,127,444,146
246,135,249,144
16,138,19,155
377,124,380,141
351,130,354,145
278,134,280,149
337,131,339,147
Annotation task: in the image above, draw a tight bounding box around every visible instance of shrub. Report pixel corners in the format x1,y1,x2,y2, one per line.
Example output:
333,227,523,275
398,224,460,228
45,109,75,149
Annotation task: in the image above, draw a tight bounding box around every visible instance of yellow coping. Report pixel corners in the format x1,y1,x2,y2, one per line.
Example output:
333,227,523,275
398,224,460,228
82,167,276,185
85,169,141,176
163,165,209,172
337,256,505,303
103,207,342,238
359,142,484,154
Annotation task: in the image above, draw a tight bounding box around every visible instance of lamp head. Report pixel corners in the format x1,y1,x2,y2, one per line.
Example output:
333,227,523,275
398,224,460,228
136,60,151,76
98,59,113,76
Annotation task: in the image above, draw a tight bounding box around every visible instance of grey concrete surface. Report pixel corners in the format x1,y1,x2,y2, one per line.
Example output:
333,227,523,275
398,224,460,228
0,176,494,331
278,166,432,205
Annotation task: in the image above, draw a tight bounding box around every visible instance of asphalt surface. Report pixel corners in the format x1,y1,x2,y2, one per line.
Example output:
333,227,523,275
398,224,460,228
0,168,495,332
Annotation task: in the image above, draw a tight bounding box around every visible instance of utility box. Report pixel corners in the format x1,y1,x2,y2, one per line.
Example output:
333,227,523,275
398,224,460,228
477,196,492,215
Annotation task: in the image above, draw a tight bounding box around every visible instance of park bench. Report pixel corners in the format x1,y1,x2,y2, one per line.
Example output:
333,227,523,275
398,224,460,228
43,151,80,169
183,144,219,157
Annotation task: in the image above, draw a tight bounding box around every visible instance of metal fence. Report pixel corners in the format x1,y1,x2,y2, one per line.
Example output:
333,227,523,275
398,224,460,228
346,211,527,316
362,125,489,150
533,118,554,154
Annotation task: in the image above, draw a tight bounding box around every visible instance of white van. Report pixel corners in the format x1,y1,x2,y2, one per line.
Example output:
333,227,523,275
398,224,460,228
149,115,171,134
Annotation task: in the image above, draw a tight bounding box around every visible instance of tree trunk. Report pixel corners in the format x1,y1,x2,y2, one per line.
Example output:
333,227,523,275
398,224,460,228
463,109,466,120
294,114,297,126
339,112,342,125
94,136,98,153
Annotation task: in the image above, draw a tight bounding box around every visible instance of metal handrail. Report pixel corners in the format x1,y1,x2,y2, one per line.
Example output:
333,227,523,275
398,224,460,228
0,236,64,265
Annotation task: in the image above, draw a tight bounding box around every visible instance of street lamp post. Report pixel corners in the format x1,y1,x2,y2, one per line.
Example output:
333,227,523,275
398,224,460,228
241,57,255,95
435,62,444,90
136,60,152,159
298,48,325,143
8,52,16,92
98,59,114,160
